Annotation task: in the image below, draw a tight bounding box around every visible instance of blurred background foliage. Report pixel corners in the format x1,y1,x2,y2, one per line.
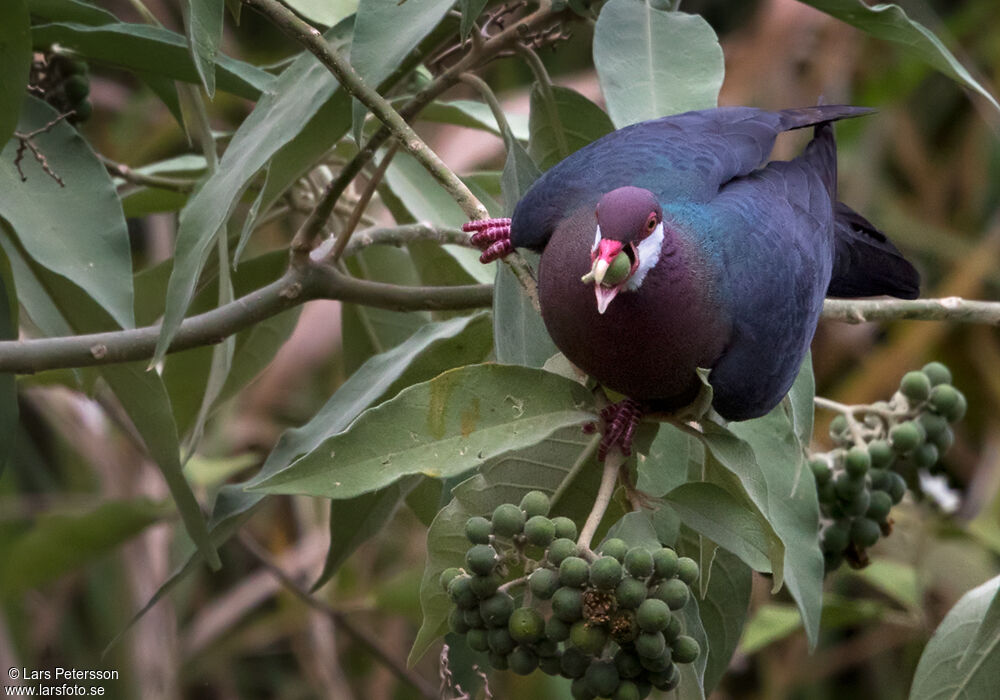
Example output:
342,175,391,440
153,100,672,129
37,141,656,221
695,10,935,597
1,0,999,698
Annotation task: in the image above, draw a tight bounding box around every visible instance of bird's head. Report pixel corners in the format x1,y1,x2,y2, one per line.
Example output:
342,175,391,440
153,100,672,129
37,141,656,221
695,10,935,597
581,186,665,314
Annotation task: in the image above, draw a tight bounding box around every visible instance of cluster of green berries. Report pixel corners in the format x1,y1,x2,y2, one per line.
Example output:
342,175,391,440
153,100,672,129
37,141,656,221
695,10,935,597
30,53,93,124
439,490,702,699
814,362,966,571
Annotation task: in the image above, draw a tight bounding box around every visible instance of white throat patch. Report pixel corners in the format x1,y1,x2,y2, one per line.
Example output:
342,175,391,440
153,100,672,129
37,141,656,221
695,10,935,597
625,221,665,291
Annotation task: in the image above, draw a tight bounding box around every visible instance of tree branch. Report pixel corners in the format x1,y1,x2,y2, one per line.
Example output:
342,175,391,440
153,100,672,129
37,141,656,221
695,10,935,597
821,297,1000,326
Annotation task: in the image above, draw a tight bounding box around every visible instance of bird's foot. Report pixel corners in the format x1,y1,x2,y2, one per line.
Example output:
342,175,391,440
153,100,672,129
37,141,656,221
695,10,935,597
596,398,643,461
463,217,512,263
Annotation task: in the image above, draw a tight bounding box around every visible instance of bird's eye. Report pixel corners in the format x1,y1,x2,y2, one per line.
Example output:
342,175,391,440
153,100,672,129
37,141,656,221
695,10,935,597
646,215,657,231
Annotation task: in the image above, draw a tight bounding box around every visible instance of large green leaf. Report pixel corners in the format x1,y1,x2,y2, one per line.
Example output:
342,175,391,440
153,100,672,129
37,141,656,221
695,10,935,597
527,84,615,171
410,426,610,665
593,0,724,128
249,364,596,499
0,499,169,597
152,20,353,366
801,0,1000,113
184,0,224,97
0,0,31,148
419,99,531,141
31,22,272,100
0,246,16,477
27,0,119,25
697,547,752,693
348,0,453,143
0,97,134,329
910,574,1000,700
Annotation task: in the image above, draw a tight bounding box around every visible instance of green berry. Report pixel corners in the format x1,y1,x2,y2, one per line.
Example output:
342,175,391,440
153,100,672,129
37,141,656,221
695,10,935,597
439,567,462,591
869,468,890,491
830,414,849,439
603,249,633,286
900,371,932,402
590,556,624,590
615,576,648,609
465,516,492,544
599,538,629,561
868,440,894,468
850,517,881,548
487,627,515,655
524,515,556,547
649,664,680,691
639,650,672,673
886,472,907,504
70,99,92,122
466,544,498,576
480,592,515,627
635,631,667,659
810,458,832,485
818,480,837,505
529,567,559,599
672,635,701,664
552,586,584,622
508,646,538,675
552,516,578,540
845,446,871,477
652,547,679,580
447,575,477,609
677,557,699,585
547,538,578,566
614,680,642,700
652,579,689,611
469,573,502,599
519,490,550,518
545,616,570,642
561,648,590,678
492,503,525,537
930,385,966,422
637,598,671,632
662,614,682,642
463,607,485,629
821,521,850,553
843,488,871,517
835,471,865,499
919,412,949,440
891,421,924,453
947,391,967,423
509,607,545,644
570,677,595,699
535,637,559,658
488,651,509,670
467,628,489,652
448,607,470,634
932,426,955,453
63,74,90,103
614,649,644,679
867,490,893,522
913,442,940,469
569,621,608,655
539,654,563,676
624,547,654,578
584,660,620,698
922,362,952,387
560,556,591,588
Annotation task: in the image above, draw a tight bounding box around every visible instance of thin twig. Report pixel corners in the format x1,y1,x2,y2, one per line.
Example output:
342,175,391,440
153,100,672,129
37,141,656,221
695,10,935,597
578,448,626,550
550,433,601,511
238,534,437,700
100,155,197,192
327,143,399,263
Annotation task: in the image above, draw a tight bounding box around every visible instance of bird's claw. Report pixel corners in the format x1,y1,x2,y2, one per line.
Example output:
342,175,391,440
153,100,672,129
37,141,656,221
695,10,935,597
597,398,643,461
463,218,513,263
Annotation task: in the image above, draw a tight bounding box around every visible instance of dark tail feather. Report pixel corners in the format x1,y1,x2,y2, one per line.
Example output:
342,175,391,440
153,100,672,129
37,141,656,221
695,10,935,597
828,202,920,299
777,105,876,131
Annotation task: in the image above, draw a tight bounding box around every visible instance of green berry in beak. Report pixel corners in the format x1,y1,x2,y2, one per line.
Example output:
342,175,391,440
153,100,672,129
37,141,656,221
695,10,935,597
602,250,632,286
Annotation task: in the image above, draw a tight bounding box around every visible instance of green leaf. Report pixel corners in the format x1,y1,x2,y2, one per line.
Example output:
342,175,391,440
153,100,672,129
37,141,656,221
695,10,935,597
0,0,31,149
27,0,119,25
910,574,1000,700
152,21,353,366
349,0,454,143
0,499,169,597
675,529,712,700
800,0,1000,113
698,547,752,693
31,22,273,100
313,476,417,590
739,604,803,655
184,0,224,98
788,352,815,451
528,84,615,171
419,99,531,141
637,423,699,497
411,426,610,665
727,407,824,650
0,246,16,477
248,364,596,499
593,0,724,128
459,0,489,39
283,0,358,26
0,97,134,329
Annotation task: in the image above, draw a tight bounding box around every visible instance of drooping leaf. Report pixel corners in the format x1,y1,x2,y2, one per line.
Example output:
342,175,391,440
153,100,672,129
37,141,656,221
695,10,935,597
528,84,615,171
0,246,16,477
593,0,724,128
411,426,611,665
152,20,353,366
348,0,454,143
418,99,530,141
31,22,273,100
697,547,752,693
0,0,31,149
674,529,712,700
0,97,134,329
184,0,224,97
800,0,1000,113
0,499,169,597
249,364,596,500
910,574,1000,700
788,352,815,451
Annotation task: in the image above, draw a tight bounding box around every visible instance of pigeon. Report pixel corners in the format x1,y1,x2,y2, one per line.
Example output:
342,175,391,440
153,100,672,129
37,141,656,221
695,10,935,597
464,106,919,458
